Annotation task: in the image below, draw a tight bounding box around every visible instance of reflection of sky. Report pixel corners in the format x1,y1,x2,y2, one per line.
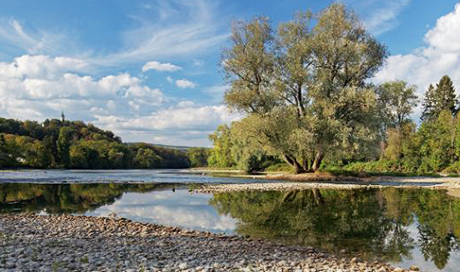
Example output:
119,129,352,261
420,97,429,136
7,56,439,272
390,220,460,272
85,189,238,234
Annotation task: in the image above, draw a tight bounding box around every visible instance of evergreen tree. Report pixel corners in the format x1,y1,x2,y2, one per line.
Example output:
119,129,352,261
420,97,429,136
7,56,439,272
421,76,458,121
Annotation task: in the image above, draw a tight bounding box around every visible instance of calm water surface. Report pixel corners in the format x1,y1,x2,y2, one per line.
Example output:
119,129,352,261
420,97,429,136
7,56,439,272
1,170,460,271
0,169,267,184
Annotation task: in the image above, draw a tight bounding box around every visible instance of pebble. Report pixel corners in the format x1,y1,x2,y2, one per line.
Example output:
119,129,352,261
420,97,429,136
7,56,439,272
0,214,408,272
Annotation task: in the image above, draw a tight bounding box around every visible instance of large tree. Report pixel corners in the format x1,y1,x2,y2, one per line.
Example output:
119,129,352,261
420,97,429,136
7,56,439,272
421,75,458,121
377,80,418,129
222,4,387,173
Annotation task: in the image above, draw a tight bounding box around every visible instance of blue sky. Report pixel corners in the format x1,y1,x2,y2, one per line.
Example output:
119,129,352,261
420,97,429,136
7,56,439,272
0,0,459,146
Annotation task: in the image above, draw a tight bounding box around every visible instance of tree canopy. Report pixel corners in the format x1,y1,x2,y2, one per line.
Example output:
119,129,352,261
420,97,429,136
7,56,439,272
422,75,458,121
0,117,190,169
222,4,387,173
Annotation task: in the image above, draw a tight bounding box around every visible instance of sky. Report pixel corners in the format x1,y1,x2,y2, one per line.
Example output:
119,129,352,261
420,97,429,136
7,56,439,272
0,0,460,147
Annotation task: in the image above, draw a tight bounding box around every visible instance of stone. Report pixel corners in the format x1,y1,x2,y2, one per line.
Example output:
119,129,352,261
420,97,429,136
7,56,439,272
179,262,189,270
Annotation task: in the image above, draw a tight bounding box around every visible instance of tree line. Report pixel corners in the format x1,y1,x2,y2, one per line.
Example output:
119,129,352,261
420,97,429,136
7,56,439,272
0,116,192,169
207,3,460,175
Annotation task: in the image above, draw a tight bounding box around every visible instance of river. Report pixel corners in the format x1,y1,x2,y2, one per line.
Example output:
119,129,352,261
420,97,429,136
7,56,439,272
1,169,460,271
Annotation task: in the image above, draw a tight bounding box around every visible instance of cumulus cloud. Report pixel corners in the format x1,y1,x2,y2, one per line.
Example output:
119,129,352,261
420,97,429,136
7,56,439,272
0,55,163,121
142,61,181,72
0,55,89,80
373,3,460,118
175,79,196,89
94,105,240,132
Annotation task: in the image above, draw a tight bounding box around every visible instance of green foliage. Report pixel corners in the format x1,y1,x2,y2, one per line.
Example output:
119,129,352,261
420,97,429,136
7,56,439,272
222,3,387,173
0,117,190,169
187,147,209,168
207,123,283,172
264,162,293,173
377,80,418,129
422,75,458,121
208,125,235,168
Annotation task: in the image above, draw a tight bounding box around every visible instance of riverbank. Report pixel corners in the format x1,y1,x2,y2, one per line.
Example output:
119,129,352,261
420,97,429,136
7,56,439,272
0,214,410,272
192,168,460,190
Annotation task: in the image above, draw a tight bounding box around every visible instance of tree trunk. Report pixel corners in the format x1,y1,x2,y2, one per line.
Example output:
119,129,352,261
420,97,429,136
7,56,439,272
283,154,306,174
312,188,324,205
311,151,324,172
302,158,311,172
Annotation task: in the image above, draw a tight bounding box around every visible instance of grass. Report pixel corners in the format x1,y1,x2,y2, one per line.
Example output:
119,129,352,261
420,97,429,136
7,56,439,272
264,163,294,173
80,256,89,264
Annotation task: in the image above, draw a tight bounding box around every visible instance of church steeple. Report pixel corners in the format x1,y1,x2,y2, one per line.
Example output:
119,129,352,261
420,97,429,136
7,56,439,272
61,111,65,122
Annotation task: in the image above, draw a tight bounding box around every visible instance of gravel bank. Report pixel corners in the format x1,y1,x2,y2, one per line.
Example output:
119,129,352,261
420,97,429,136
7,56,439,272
197,182,449,194
0,214,411,272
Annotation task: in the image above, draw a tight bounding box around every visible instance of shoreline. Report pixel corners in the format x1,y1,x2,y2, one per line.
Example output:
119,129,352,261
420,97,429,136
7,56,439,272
0,214,409,272
191,168,460,191
197,181,457,194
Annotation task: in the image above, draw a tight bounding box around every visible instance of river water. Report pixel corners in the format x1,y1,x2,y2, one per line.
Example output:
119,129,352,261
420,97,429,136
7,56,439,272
1,169,460,271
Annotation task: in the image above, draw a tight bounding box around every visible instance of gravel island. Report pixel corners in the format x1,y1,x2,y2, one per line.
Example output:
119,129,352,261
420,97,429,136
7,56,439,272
0,214,412,272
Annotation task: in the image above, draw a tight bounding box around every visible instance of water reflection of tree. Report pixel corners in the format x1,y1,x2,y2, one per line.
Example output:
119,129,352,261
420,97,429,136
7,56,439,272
0,183,178,214
210,188,460,268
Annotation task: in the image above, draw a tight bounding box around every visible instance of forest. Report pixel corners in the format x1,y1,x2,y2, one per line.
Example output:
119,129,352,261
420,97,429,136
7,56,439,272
206,4,460,175
0,116,194,169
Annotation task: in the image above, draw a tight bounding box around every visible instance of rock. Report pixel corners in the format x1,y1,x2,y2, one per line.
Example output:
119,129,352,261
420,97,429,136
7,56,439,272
0,214,408,272
393,268,404,272
179,262,189,270
351,257,362,263
409,265,420,271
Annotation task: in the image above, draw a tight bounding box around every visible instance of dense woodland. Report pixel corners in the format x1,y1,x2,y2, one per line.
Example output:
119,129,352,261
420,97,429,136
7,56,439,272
206,4,460,175
0,116,193,169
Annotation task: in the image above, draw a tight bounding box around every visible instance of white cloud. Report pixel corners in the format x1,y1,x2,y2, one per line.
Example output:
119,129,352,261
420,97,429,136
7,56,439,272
0,19,79,57
373,3,460,119
0,54,238,146
346,0,410,36
94,105,240,131
0,55,89,80
142,61,181,72
203,84,229,102
0,55,163,121
166,76,173,83
177,101,195,108
175,79,196,89
193,59,204,67
93,0,228,67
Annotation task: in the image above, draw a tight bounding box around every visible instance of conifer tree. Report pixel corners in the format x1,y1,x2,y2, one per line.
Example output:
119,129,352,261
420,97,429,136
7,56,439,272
421,76,458,121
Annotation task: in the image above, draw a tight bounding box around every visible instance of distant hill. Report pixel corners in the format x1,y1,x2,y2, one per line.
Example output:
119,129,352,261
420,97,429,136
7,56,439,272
0,117,190,169
127,143,210,152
